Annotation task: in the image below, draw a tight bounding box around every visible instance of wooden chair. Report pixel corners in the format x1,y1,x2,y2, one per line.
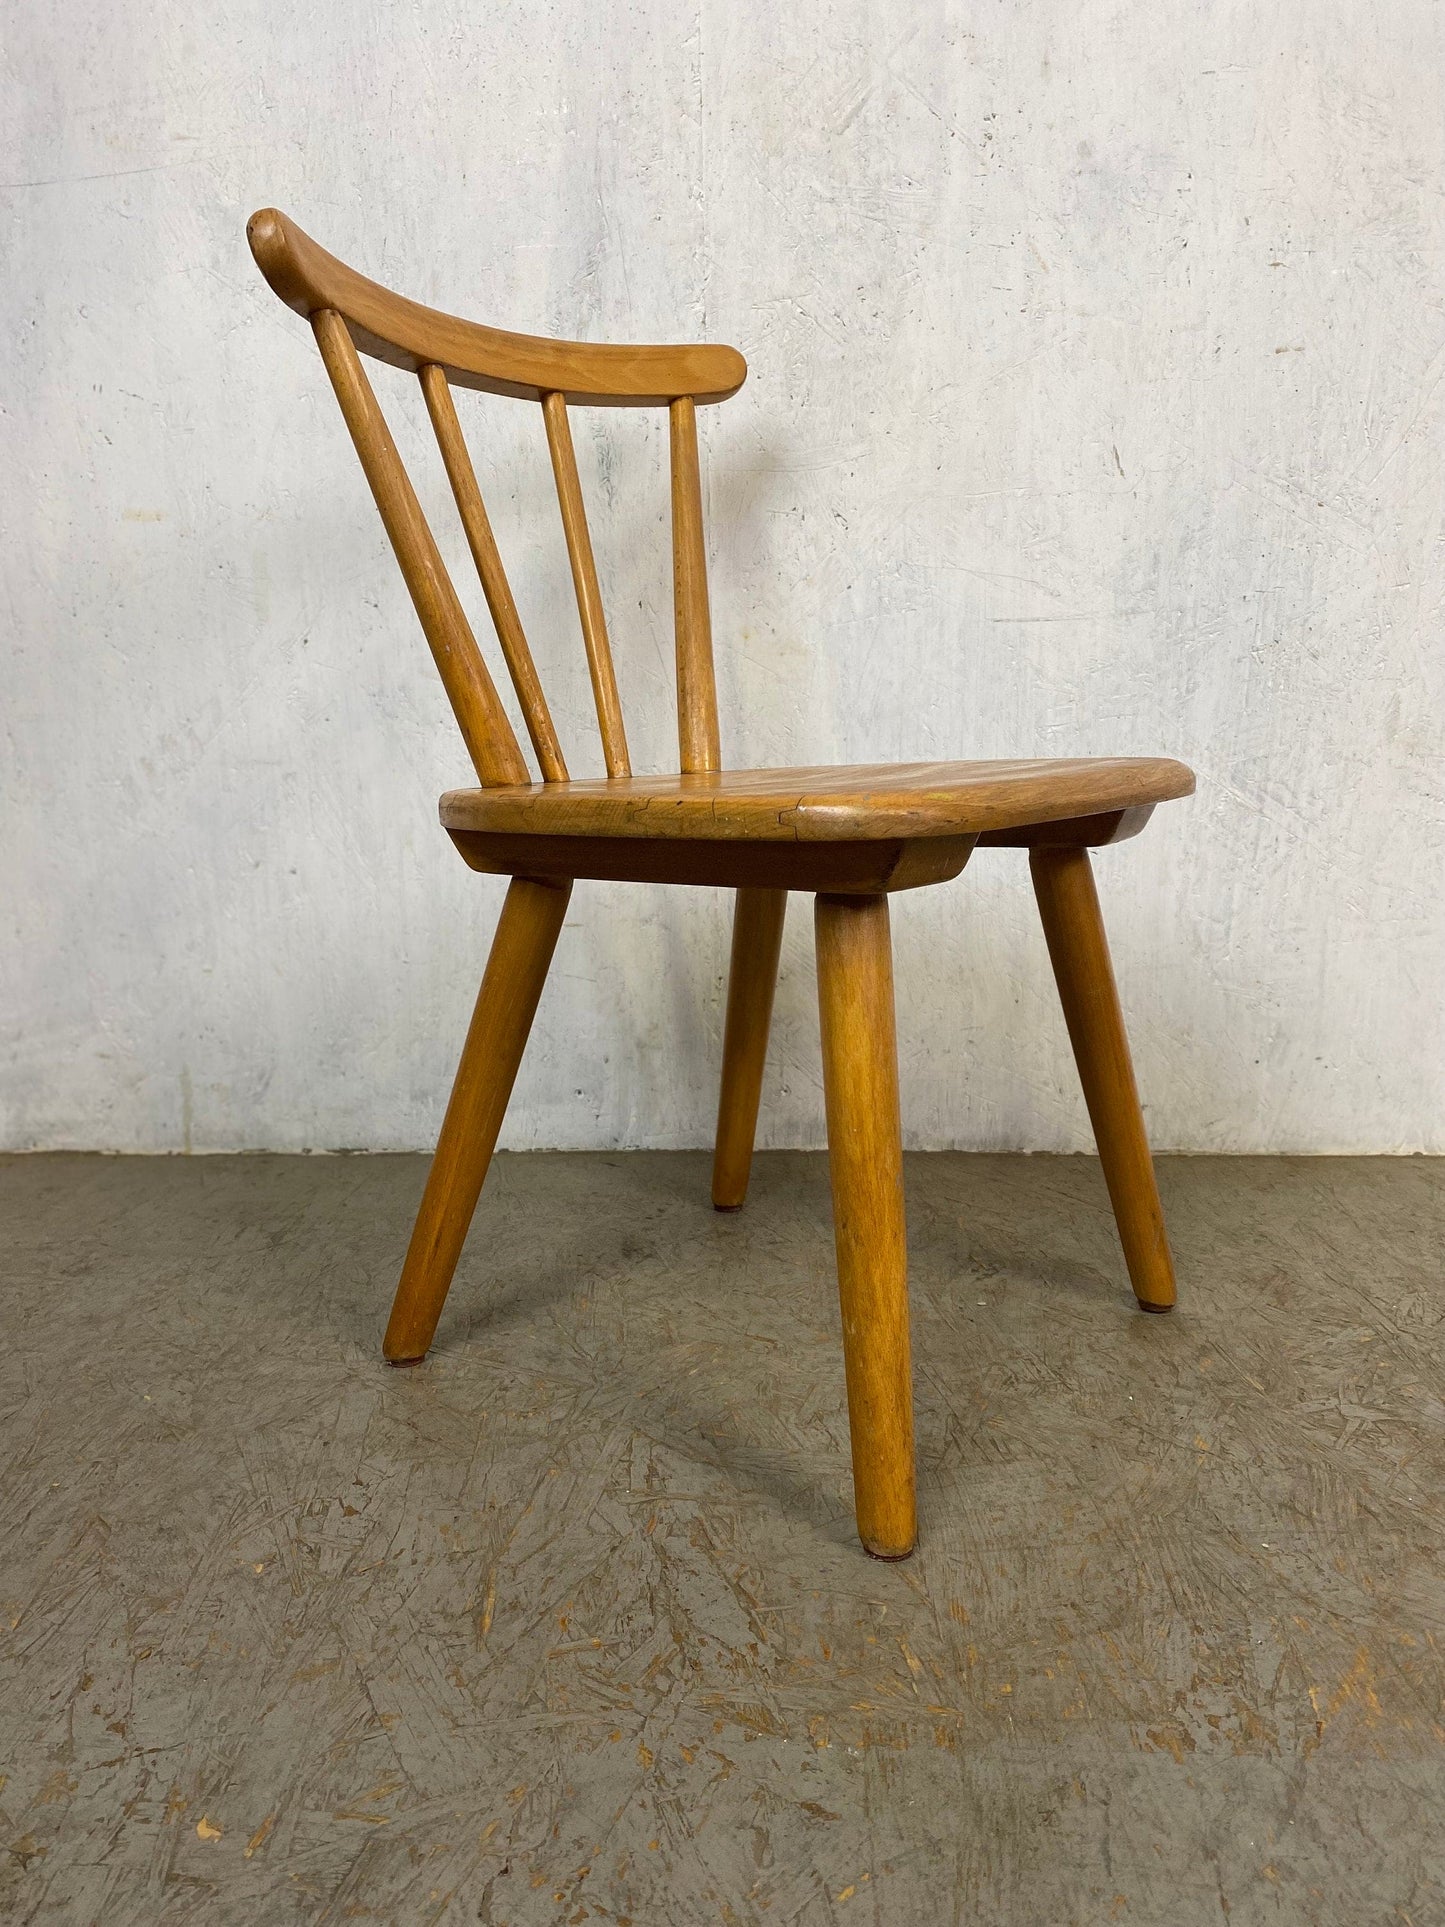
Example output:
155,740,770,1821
247,209,1194,1559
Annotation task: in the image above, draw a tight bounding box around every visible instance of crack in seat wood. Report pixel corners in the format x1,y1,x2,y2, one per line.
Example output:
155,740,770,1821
248,207,1195,1560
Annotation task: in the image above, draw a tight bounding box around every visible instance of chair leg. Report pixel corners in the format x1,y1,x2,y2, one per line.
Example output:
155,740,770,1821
383,875,572,1363
1029,847,1177,1311
814,893,917,1559
711,886,788,1209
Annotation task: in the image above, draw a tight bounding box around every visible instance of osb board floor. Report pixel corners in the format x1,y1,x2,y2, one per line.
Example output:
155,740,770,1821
0,1153,1441,1926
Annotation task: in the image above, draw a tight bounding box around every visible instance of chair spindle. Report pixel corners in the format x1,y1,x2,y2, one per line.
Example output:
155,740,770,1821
312,310,529,788
419,364,568,783
541,389,632,779
669,397,722,773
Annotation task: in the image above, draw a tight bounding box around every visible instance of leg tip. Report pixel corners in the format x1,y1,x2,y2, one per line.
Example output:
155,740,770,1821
385,1353,428,1367
712,1199,744,1214
1136,1298,1174,1315
862,1535,917,1561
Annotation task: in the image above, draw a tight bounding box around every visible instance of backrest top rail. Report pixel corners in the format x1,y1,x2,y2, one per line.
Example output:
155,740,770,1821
248,208,747,408
253,210,738,786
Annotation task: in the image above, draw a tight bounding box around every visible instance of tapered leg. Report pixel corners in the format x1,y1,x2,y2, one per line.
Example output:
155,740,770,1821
1029,847,1177,1311
712,887,788,1209
384,875,572,1362
814,893,916,1559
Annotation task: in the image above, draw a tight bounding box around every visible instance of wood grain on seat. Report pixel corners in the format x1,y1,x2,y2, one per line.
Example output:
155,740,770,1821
439,757,1194,844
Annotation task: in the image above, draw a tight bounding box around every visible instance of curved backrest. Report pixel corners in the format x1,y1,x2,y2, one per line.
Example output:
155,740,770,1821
247,208,748,785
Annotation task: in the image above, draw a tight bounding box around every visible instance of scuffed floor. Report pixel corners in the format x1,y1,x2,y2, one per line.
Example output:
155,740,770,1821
1,1152,1442,1924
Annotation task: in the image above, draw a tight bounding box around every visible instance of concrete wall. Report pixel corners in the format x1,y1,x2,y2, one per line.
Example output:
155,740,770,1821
3,0,1442,1153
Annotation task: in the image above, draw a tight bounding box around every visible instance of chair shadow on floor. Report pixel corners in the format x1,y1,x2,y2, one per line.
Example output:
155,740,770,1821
359,1151,1166,1555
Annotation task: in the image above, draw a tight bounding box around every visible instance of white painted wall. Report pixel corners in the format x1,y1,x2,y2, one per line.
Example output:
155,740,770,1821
3,0,1442,1154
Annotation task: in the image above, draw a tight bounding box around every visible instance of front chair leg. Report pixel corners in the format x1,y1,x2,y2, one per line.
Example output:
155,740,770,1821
1029,847,1177,1311
712,886,788,1209
384,875,572,1363
814,893,917,1559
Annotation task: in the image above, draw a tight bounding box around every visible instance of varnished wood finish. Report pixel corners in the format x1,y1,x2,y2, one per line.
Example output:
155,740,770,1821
312,310,528,787
384,876,572,1362
447,829,977,894
977,805,1156,848
815,894,916,1559
419,363,568,782
712,889,787,1209
1030,848,1177,1312
542,390,631,778
250,209,1196,1556
669,397,722,773
440,758,1193,844
249,209,746,406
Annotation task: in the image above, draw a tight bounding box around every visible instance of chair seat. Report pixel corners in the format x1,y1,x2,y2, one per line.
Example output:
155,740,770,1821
440,756,1194,843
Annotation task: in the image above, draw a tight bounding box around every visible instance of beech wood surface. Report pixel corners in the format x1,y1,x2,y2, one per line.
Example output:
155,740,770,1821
249,209,746,406
977,805,1157,848
446,829,977,894
669,397,722,773
419,362,568,782
1030,848,1178,1312
711,888,788,1209
439,758,1193,843
815,894,917,1559
384,877,572,1362
542,390,631,778
311,310,528,787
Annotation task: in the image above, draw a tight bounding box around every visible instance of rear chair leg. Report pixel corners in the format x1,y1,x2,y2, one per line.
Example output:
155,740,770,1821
712,887,787,1209
1029,847,1177,1311
384,875,571,1362
815,893,917,1559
